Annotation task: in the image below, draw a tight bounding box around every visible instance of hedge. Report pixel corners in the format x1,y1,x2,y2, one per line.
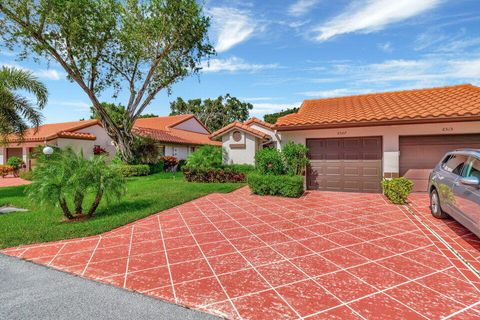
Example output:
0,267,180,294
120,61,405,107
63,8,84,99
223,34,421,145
223,164,256,174
381,177,414,204
183,168,246,183
247,173,304,198
118,164,150,177
148,161,164,174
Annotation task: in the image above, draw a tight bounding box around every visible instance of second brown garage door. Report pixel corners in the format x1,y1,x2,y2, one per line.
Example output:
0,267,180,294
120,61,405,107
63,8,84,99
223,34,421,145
400,134,480,192
306,137,383,193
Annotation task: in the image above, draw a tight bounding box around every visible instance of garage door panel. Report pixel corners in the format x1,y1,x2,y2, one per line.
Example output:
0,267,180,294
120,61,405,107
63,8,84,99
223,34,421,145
399,134,480,192
307,137,382,193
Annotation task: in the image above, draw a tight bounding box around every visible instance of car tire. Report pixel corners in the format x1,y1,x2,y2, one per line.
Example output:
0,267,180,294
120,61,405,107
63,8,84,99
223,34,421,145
430,189,448,219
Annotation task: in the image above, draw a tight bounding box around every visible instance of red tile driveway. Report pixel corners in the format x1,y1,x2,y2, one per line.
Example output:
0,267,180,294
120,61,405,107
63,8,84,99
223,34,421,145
0,176,31,188
2,187,480,319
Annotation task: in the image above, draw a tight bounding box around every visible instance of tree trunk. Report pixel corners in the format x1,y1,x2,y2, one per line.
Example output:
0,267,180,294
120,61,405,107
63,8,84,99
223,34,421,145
87,189,104,218
59,196,74,220
74,191,84,215
97,116,135,163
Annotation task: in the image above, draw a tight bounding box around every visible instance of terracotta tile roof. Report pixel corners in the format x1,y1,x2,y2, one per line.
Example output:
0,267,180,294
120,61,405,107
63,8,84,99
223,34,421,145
275,84,480,130
8,120,99,142
210,121,270,140
244,117,274,129
133,115,219,146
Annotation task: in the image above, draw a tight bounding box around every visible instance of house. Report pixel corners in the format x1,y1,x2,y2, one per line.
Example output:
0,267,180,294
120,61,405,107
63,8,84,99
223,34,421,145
0,114,219,170
215,84,480,193
210,117,279,165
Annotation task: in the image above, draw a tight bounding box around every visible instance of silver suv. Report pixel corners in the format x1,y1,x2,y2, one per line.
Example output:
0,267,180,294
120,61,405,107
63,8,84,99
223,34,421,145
428,149,480,238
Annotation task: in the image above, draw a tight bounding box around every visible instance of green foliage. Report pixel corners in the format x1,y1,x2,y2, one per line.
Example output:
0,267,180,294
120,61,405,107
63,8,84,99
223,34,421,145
0,67,47,144
138,113,159,118
118,164,150,177
27,148,126,219
131,136,161,165
160,156,178,171
148,161,164,174
223,164,256,174
185,145,224,169
7,156,23,170
263,107,299,124
183,168,246,183
1,0,213,162
177,159,187,171
255,148,285,175
248,173,304,198
90,103,127,129
170,94,253,132
18,170,33,181
282,141,309,176
381,177,414,205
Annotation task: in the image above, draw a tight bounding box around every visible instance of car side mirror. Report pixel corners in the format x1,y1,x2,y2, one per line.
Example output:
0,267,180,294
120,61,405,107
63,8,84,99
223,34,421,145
459,176,480,186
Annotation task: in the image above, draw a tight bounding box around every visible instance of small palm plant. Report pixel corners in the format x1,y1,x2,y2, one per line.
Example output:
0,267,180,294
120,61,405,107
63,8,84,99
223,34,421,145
28,148,126,220
0,67,48,144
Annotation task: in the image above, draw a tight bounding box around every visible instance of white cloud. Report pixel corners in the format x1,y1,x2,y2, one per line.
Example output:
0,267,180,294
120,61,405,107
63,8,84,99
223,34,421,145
378,42,393,53
241,97,279,102
201,57,279,73
311,0,441,41
250,101,302,117
300,88,373,98
288,0,320,17
50,100,90,111
208,7,256,53
33,69,62,80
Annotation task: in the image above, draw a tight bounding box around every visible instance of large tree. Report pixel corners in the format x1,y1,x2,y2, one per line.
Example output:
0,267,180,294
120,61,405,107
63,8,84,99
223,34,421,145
170,94,253,132
263,107,299,124
0,0,213,162
0,66,47,144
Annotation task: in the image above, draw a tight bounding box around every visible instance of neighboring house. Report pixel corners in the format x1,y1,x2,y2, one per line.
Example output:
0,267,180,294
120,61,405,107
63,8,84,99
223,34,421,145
215,84,480,193
210,117,279,165
0,114,219,170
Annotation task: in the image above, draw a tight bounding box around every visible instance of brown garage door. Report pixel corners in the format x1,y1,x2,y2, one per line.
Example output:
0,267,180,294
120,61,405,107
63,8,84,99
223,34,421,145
400,134,480,192
306,137,383,193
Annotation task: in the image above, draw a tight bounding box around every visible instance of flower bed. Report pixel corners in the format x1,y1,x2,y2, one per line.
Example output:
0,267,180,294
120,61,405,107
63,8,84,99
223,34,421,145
183,168,246,183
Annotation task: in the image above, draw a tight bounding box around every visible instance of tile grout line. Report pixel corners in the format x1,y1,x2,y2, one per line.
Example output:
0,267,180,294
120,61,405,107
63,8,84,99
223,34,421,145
157,214,177,303
443,300,480,319
81,236,102,276
46,242,67,266
122,225,135,289
176,207,243,320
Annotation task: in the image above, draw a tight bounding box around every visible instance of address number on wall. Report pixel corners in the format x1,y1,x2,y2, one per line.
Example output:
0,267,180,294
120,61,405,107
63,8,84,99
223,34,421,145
337,131,347,135
442,127,454,132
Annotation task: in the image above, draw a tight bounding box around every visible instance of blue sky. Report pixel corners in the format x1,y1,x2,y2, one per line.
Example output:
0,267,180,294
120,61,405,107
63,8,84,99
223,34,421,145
2,0,480,123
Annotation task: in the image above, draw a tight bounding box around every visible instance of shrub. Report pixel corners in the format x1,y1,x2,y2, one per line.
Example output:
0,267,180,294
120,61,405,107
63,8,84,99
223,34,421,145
185,145,223,169
183,168,246,183
118,164,150,177
282,141,309,176
19,170,33,180
381,177,414,204
0,165,13,177
161,156,178,171
223,164,256,174
7,156,24,176
132,136,161,165
248,173,304,198
27,148,126,219
93,145,108,155
148,161,164,174
177,159,187,171
255,148,285,175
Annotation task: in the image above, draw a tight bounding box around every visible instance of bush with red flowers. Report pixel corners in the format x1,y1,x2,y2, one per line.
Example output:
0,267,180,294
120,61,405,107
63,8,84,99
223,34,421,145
93,145,108,155
160,156,178,171
183,168,246,183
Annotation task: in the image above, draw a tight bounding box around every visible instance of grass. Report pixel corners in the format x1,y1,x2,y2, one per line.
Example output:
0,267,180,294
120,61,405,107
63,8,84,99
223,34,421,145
0,172,243,249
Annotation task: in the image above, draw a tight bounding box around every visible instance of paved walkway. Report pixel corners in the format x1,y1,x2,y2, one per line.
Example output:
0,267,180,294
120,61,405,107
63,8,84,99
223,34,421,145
0,176,31,188
2,188,480,319
0,254,218,320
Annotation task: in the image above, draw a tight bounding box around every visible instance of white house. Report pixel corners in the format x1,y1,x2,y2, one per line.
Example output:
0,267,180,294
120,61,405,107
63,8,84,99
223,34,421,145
214,84,480,193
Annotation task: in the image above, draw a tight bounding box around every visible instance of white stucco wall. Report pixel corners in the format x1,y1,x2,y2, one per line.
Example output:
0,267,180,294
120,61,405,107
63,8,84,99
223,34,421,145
222,131,258,165
249,123,281,149
279,120,480,175
173,118,209,134
0,147,4,165
77,124,116,157
56,138,96,158
163,144,194,160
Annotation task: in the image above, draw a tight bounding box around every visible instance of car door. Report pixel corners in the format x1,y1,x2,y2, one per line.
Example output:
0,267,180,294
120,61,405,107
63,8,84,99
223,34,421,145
452,156,480,228
437,154,469,212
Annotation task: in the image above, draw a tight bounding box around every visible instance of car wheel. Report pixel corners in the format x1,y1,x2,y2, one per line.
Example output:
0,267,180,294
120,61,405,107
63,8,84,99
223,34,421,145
430,189,448,219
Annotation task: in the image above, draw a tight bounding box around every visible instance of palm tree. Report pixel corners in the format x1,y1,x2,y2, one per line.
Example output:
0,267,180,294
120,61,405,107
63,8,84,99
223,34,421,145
0,67,48,144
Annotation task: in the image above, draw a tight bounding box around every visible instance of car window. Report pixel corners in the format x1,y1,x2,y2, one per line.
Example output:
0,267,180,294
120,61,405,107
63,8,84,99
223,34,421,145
464,158,480,179
442,154,469,175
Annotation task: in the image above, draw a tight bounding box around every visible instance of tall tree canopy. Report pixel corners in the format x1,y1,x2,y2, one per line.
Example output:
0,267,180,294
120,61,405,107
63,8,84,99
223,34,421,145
263,107,299,124
0,67,47,144
170,94,253,132
0,0,213,162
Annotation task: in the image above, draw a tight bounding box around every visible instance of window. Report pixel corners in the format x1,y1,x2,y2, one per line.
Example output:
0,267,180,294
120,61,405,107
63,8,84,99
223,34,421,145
442,154,468,175
232,131,242,142
464,158,480,179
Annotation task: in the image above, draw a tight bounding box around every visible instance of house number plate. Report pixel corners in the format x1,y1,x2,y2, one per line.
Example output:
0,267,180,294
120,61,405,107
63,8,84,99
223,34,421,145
442,127,454,132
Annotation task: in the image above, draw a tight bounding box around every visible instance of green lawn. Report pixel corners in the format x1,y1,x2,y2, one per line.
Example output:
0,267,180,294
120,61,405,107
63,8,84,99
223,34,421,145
0,172,243,249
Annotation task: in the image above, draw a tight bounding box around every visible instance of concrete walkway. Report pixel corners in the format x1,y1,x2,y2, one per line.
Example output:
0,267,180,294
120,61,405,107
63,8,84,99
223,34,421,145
0,254,218,320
